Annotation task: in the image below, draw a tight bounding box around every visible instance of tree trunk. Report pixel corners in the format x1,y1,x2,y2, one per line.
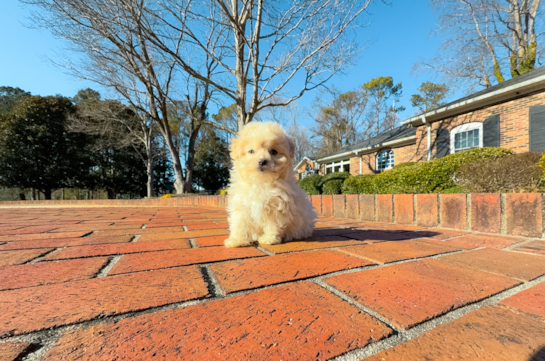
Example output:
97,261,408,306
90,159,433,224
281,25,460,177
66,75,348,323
44,189,52,200
146,158,155,198
162,131,185,194
183,126,201,194
107,188,115,199
30,187,35,201
62,188,65,200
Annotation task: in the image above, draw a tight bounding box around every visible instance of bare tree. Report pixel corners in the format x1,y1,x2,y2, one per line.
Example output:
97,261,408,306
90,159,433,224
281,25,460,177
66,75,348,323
141,0,377,131
70,92,161,197
310,86,368,157
417,0,542,90
24,0,219,194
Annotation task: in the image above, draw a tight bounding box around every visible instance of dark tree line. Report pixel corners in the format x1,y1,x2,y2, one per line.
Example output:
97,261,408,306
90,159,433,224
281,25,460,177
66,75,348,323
0,87,172,199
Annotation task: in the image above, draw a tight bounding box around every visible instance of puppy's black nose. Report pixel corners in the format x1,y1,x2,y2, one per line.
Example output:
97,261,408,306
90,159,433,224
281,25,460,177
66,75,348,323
259,159,268,167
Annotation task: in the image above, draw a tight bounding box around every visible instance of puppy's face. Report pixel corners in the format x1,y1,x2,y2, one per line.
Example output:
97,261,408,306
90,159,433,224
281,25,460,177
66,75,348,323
230,122,295,182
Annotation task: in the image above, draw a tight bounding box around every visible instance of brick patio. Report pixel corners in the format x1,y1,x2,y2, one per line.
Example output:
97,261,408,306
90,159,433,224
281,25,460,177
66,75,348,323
0,205,544,360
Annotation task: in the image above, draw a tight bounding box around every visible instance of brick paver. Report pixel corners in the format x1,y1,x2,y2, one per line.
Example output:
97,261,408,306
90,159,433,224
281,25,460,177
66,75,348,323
109,246,265,275
366,306,545,361
42,283,392,361
0,205,544,360
0,248,52,266
210,250,373,293
0,341,31,361
0,257,108,290
337,239,459,264
438,248,545,281
0,266,209,337
500,282,545,320
43,239,192,260
324,259,519,329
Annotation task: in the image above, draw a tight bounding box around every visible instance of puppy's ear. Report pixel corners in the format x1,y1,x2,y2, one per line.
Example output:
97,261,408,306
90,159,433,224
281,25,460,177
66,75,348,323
230,138,244,160
286,136,296,159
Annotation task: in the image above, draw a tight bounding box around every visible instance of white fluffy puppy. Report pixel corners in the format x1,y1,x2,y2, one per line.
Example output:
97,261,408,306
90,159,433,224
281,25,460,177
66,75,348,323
224,122,316,248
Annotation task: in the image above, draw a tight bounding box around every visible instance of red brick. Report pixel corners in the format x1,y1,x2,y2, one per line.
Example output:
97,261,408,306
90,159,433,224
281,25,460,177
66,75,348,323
394,194,414,225
366,306,545,361
339,230,412,243
109,247,264,275
345,194,359,219
500,282,545,320
144,221,186,228
0,249,53,267
322,195,333,217
0,225,62,236
43,239,192,260
210,250,372,293
412,228,469,240
260,235,365,254
471,193,501,233
505,193,543,237
333,195,346,218
42,282,392,361
185,222,228,231
513,240,545,256
440,194,467,230
438,233,524,250
138,228,229,241
439,248,545,281
338,240,458,264
359,194,375,221
193,235,228,247
324,259,519,329
0,236,133,250
0,342,31,361
311,195,321,216
376,195,393,223
0,231,89,242
0,266,209,337
416,194,438,227
0,257,108,290
91,228,144,237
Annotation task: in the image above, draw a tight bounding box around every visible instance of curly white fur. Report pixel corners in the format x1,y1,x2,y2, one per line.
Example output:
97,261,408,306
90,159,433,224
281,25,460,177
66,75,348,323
224,122,316,248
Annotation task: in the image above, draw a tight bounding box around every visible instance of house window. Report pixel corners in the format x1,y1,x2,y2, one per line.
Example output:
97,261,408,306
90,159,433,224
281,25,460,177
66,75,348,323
451,123,483,153
377,149,394,172
324,159,350,174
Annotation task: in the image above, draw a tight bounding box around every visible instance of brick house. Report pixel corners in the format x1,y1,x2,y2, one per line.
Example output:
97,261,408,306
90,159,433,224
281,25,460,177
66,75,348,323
293,157,319,180
316,66,545,174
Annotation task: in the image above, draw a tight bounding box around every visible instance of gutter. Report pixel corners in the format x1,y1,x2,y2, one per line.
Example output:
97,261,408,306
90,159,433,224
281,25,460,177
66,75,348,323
401,73,545,126
317,135,416,163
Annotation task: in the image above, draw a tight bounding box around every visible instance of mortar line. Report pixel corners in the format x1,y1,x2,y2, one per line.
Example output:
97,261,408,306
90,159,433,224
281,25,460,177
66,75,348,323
189,239,198,248
200,265,225,297
95,255,122,278
129,234,141,243
25,249,59,264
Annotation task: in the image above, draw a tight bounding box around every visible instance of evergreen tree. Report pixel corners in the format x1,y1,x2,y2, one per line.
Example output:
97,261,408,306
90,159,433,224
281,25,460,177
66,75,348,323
192,126,230,193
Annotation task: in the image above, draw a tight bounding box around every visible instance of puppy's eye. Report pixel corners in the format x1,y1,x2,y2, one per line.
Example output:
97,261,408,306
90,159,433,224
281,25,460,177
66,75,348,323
270,149,278,155
248,150,254,154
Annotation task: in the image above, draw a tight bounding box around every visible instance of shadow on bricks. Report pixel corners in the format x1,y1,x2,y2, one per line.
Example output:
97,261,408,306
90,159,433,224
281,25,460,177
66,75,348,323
530,347,545,361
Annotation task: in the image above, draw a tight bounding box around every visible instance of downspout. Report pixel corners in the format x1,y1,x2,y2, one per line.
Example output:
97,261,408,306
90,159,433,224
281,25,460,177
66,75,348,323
422,116,431,161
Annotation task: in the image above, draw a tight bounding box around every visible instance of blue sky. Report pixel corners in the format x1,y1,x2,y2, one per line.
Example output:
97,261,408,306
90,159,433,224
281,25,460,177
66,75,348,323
1,0,455,128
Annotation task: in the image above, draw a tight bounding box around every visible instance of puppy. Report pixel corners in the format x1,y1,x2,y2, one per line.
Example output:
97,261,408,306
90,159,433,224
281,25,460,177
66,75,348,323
224,122,316,248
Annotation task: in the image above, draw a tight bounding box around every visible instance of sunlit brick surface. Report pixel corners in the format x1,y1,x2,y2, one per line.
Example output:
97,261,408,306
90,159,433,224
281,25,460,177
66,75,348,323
0,204,544,360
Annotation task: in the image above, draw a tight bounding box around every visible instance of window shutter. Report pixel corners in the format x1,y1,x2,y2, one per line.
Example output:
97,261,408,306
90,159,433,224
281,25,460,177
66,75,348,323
530,105,545,152
483,114,500,147
435,128,450,158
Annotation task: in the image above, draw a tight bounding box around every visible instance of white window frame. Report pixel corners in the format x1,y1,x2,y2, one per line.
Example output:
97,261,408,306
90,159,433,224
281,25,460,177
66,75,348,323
376,149,395,172
450,122,483,154
324,159,350,174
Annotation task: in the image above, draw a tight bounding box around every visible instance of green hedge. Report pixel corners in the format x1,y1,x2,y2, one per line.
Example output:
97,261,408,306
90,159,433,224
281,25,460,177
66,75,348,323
320,172,350,195
341,147,514,194
297,174,322,195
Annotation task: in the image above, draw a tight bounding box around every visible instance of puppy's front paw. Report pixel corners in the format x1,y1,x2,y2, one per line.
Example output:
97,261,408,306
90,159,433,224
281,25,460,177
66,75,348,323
224,237,251,248
257,234,282,245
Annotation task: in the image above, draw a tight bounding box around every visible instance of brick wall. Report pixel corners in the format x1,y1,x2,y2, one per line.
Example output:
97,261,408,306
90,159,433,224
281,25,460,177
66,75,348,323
414,91,545,160
5,193,543,238
310,193,544,239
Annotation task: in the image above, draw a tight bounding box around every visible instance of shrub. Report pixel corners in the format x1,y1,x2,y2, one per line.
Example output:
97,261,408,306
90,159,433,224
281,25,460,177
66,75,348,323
541,154,545,179
392,162,417,169
319,172,350,195
219,187,229,196
341,147,514,194
455,152,544,193
298,174,323,195
160,194,174,198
